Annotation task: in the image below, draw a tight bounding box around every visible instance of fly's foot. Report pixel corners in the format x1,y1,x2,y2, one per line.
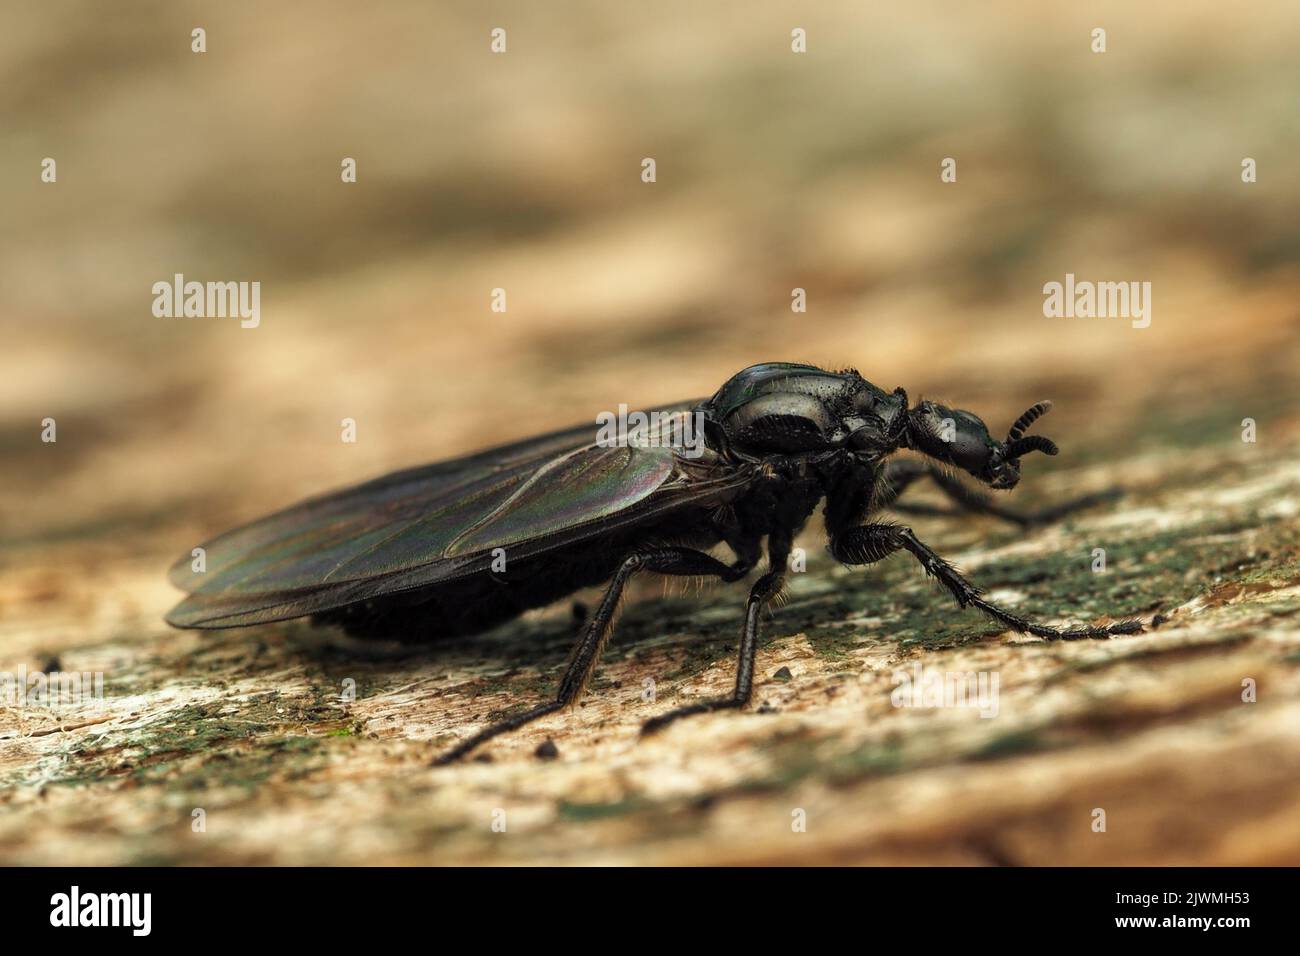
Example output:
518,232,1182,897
640,697,745,736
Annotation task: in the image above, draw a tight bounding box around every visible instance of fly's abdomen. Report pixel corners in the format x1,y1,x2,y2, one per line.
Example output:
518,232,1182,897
312,543,628,642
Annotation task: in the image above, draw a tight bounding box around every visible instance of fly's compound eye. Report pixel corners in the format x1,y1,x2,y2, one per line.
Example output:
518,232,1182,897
908,402,1003,479
944,411,999,472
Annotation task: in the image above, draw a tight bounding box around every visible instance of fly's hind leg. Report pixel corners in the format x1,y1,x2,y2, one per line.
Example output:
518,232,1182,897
431,547,750,765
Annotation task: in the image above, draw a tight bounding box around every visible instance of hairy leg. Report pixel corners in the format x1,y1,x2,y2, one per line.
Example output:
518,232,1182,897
641,529,792,735
432,547,750,765
832,523,1141,640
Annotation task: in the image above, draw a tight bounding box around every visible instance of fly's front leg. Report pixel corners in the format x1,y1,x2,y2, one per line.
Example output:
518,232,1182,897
832,523,1142,640
641,529,791,735
923,468,1120,528
882,460,1120,528
432,547,750,765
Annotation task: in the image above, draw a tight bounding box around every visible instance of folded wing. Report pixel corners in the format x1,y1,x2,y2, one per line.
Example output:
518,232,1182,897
167,405,741,627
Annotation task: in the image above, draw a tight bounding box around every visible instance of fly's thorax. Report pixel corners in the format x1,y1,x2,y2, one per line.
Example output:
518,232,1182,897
701,363,908,460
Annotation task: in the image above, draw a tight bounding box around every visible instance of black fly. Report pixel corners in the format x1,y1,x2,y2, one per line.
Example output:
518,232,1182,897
166,363,1142,763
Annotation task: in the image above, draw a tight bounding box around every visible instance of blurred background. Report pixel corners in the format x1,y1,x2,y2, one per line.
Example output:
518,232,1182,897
1,1,1299,864
3,0,1298,554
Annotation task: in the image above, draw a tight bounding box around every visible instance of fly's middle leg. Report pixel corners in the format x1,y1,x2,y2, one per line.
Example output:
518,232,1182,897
431,547,749,765
640,528,793,736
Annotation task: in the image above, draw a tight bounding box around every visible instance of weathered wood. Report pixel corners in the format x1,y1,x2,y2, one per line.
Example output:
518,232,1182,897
3,431,1297,865
3,0,1299,867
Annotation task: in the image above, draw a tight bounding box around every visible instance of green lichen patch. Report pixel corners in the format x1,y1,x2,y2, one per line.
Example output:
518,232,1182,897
35,692,345,796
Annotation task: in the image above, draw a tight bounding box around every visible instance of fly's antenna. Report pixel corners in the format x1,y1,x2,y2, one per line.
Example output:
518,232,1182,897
1005,435,1058,459
1006,401,1052,443
1004,401,1058,460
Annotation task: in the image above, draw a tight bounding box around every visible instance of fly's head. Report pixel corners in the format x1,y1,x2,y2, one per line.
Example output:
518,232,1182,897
904,399,1058,490
702,363,909,461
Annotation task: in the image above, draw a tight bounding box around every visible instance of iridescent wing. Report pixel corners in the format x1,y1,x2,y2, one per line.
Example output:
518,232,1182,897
167,404,744,628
